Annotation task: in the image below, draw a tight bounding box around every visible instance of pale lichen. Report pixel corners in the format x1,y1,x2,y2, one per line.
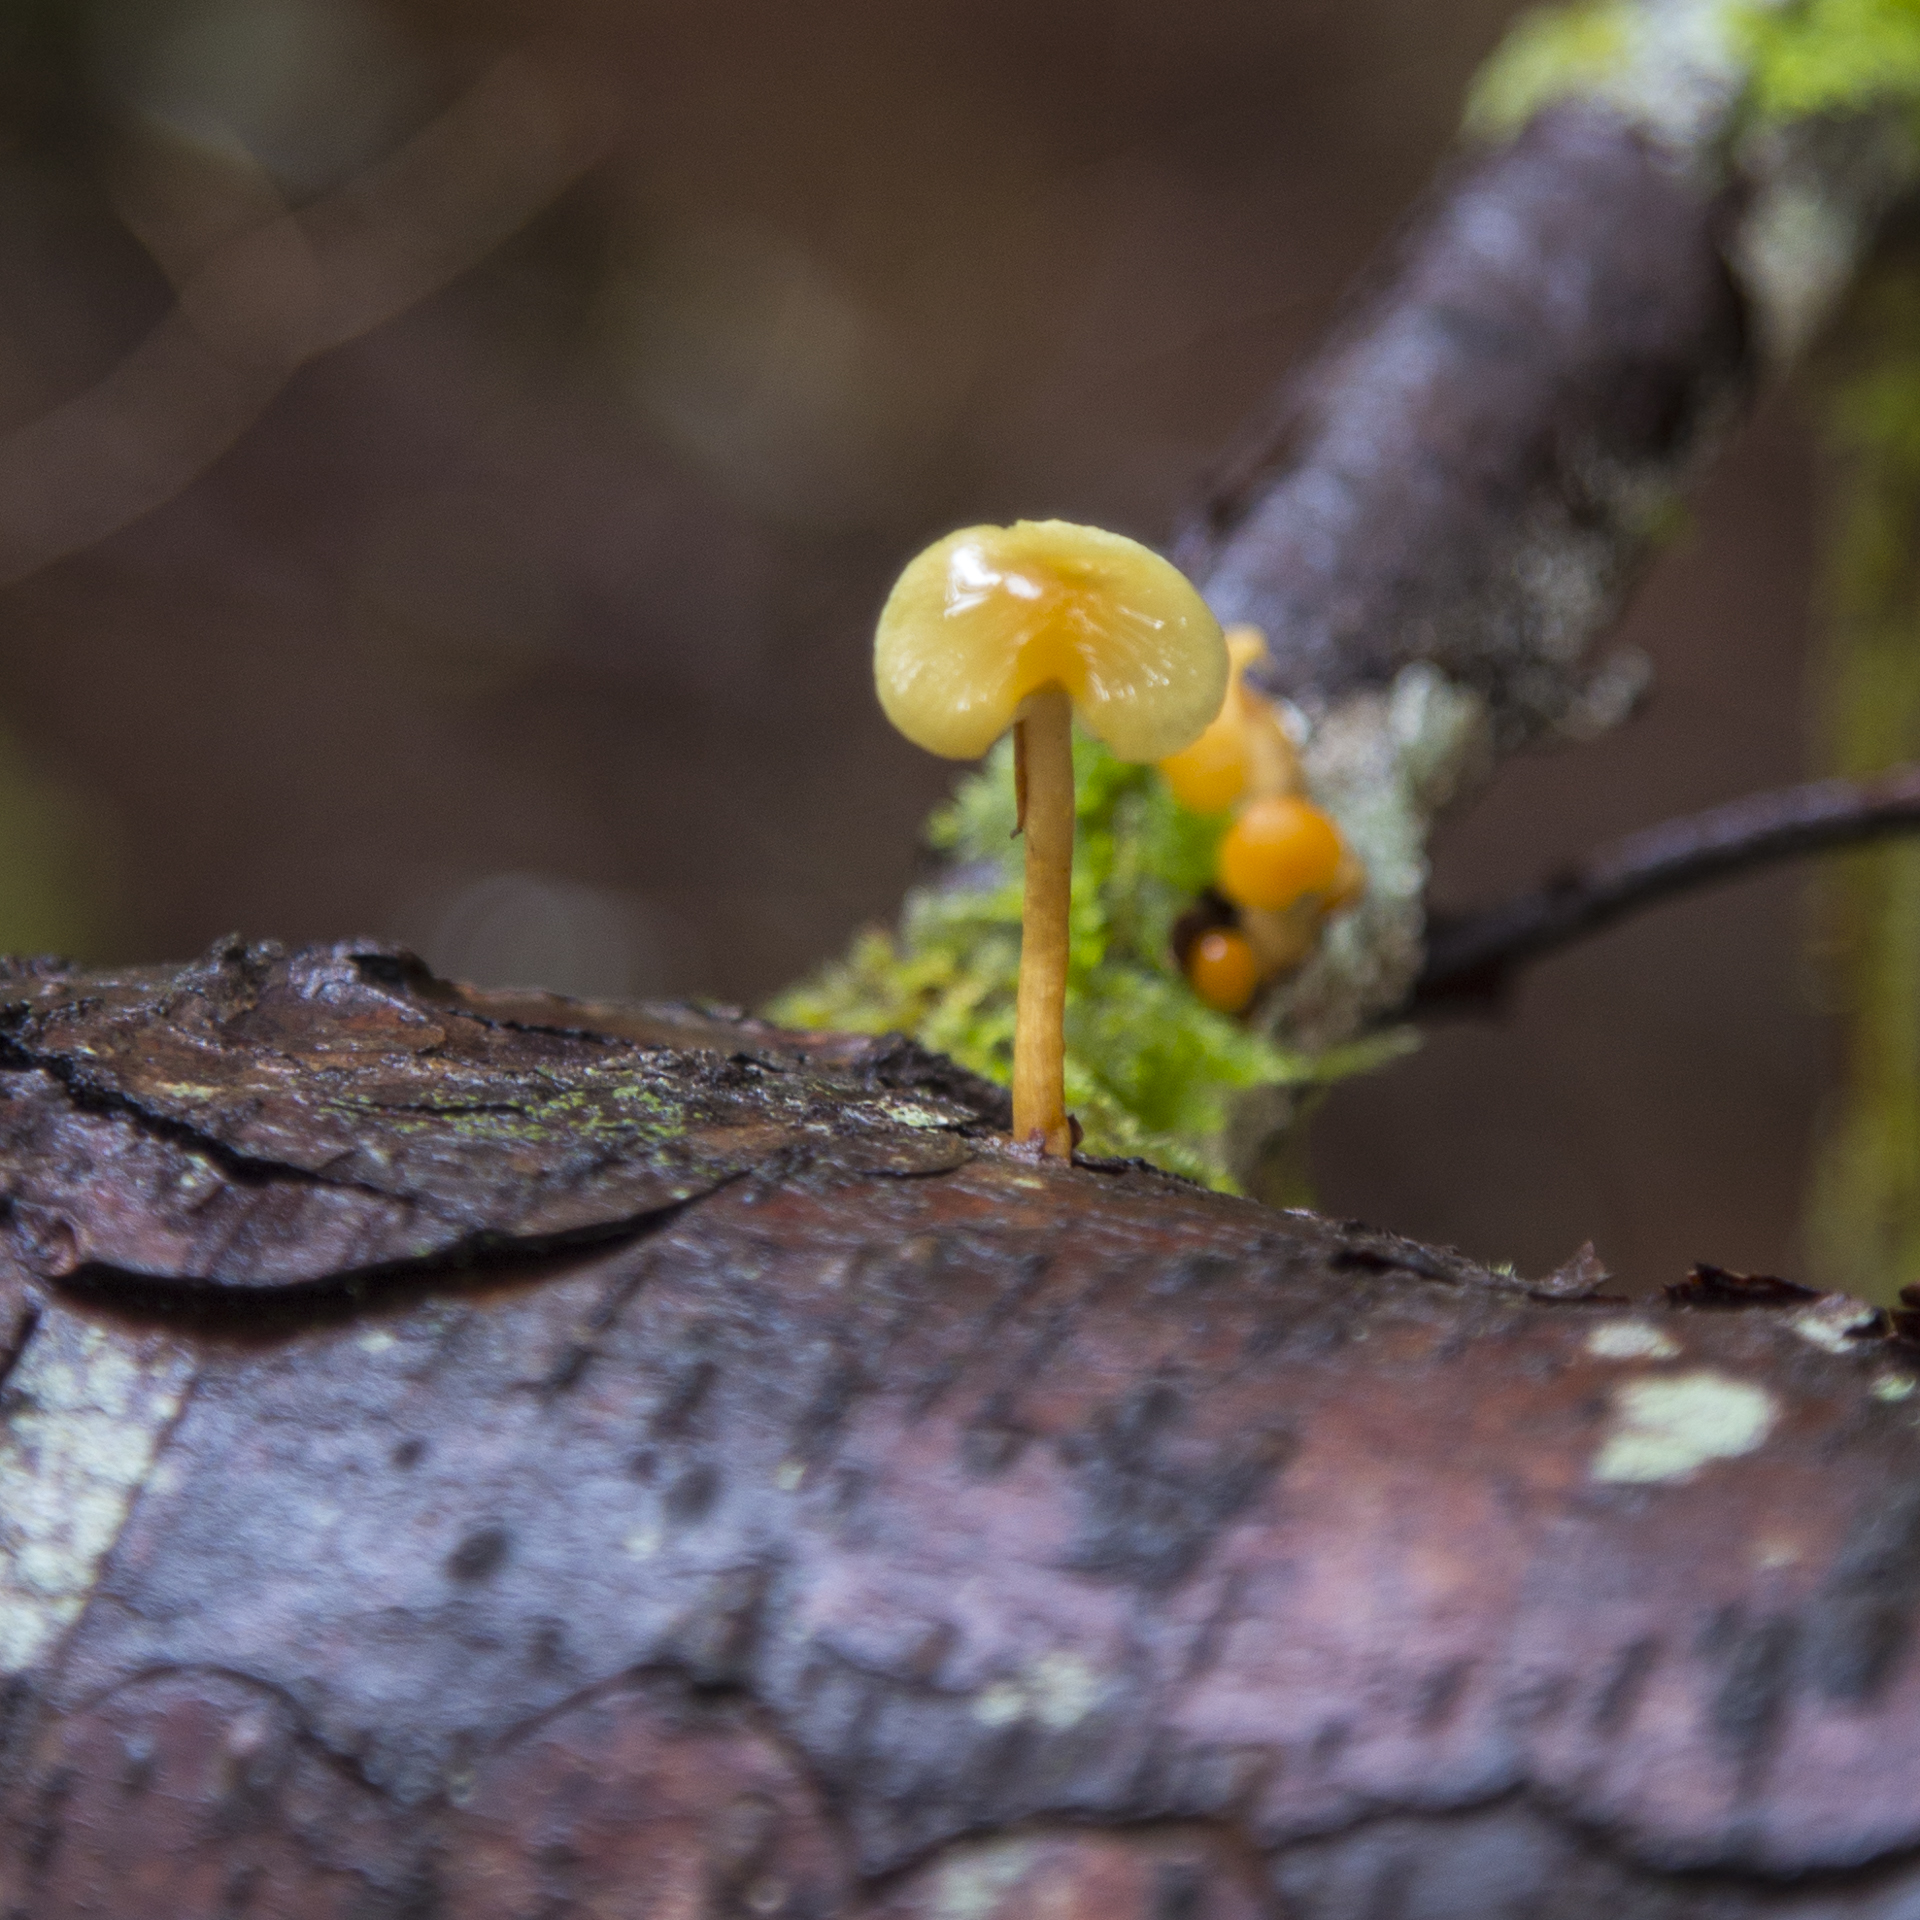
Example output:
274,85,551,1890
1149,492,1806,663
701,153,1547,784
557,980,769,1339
1787,1292,1884,1350
924,1840,1051,1920
0,1312,195,1673
1258,666,1492,1059
1592,1370,1778,1483
1466,0,1741,152
970,1650,1107,1731
1586,1320,1685,1360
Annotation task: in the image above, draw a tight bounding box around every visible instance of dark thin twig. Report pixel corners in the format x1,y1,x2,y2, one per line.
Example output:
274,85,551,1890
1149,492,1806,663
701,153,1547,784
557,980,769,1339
1412,764,1920,1012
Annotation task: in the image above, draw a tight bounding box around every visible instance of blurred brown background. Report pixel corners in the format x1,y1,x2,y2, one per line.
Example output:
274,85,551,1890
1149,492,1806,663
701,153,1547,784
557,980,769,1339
0,0,1834,1290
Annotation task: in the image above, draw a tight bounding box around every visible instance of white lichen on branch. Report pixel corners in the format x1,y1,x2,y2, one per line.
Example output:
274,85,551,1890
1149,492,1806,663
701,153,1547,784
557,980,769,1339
1262,666,1493,1056
0,1311,195,1674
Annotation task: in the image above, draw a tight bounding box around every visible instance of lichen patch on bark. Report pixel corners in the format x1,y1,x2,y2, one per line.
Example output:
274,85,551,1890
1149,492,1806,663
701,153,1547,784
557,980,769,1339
1591,1370,1779,1483
0,1308,193,1671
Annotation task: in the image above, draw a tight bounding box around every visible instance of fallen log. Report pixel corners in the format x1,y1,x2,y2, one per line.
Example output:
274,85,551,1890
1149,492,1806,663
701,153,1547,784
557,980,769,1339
2,939,1919,1918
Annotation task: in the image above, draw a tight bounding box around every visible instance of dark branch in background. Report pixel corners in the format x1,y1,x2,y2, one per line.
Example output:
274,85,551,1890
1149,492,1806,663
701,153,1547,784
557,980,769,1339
1173,106,1751,747
1155,91,1906,1072
1413,763,1920,1011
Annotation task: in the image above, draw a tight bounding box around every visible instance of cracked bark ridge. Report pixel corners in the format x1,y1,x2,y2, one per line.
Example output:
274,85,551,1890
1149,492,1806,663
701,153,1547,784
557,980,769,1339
1178,105,1749,748
0,936,995,1288
4,946,1920,1916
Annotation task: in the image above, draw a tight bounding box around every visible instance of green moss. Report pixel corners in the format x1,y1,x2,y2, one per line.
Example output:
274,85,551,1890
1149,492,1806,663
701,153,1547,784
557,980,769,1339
0,724,115,962
1745,0,1920,130
770,733,1413,1188
1462,0,1635,141
1467,0,1920,148
320,1062,688,1149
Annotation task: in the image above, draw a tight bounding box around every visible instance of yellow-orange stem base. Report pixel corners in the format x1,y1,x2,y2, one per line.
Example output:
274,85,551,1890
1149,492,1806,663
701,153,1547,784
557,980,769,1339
1011,686,1075,1158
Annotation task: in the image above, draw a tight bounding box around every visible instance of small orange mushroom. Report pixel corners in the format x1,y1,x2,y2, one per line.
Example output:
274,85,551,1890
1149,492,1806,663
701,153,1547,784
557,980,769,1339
1216,794,1346,913
1156,627,1289,813
1186,927,1260,1014
1157,626,1366,1011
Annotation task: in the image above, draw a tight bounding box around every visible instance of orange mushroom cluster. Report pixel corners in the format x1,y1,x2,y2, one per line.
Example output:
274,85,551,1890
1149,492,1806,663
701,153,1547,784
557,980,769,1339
1159,629,1364,1014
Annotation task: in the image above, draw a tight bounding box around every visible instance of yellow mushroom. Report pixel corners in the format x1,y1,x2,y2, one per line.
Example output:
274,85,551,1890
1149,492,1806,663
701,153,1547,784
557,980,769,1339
875,519,1227,1156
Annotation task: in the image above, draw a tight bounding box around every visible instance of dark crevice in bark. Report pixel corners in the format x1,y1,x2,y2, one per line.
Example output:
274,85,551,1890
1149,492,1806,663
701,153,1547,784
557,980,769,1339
0,1298,39,1399
1260,1782,1920,1905
44,1182,729,1337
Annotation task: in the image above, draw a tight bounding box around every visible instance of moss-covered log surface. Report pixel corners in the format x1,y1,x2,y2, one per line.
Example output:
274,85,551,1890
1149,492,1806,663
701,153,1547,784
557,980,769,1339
0,939,1915,1916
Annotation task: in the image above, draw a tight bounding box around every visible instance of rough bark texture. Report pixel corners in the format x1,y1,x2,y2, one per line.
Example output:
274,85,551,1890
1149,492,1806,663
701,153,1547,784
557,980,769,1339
1178,106,1750,748
4,941,1920,1917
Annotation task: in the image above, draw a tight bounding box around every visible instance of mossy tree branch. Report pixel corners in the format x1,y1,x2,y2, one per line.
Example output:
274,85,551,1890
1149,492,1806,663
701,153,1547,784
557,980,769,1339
1171,2,1917,1071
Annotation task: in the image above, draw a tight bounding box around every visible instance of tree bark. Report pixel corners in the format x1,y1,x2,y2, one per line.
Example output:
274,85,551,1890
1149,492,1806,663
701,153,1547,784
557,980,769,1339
1178,105,1750,748
3,939,1920,1918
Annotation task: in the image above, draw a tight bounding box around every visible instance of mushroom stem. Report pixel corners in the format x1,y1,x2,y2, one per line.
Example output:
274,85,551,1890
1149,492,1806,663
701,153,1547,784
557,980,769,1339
1011,685,1076,1157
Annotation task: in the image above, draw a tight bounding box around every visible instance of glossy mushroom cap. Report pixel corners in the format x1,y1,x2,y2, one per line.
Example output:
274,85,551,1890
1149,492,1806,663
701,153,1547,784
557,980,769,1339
874,519,1228,762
